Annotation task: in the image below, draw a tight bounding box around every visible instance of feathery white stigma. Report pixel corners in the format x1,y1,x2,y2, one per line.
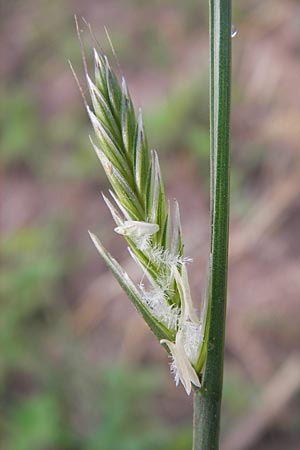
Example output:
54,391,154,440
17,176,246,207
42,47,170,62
161,330,201,395
140,284,179,330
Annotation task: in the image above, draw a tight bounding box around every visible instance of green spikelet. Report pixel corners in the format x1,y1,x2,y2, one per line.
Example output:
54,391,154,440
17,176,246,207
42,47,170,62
77,44,208,395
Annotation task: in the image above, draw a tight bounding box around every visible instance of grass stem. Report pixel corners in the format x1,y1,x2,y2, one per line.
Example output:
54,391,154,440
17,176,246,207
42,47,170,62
193,1,231,448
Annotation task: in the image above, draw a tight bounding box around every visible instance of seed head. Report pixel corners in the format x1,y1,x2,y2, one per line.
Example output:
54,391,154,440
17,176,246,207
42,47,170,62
75,39,208,394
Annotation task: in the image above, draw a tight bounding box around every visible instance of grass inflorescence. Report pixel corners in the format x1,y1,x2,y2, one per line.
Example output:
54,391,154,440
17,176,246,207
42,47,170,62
74,25,209,395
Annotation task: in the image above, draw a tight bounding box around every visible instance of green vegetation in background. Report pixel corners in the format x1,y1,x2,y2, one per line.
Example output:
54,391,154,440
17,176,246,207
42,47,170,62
145,80,209,153
3,394,68,450
0,226,65,368
1,360,192,450
84,365,192,450
221,365,258,434
0,88,41,170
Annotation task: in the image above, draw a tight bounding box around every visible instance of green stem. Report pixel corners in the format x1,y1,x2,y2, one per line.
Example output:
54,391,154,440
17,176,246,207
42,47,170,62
193,1,231,449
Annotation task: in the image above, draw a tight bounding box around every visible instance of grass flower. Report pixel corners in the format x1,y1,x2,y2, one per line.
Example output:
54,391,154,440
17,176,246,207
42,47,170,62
74,29,209,395
161,330,201,395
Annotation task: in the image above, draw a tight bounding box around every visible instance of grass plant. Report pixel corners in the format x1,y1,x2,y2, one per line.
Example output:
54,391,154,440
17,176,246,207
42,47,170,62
76,0,231,445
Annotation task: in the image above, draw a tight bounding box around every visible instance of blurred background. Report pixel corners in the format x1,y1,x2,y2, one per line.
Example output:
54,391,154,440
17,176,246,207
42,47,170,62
1,1,300,449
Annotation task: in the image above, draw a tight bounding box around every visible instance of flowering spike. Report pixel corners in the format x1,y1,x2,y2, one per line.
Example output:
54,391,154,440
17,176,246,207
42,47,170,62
74,42,209,395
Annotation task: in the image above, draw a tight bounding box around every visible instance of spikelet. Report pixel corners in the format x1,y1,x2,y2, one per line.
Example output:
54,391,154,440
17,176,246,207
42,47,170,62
76,30,208,394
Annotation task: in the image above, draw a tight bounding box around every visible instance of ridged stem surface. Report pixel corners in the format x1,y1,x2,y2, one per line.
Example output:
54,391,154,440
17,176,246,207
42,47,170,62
193,0,231,449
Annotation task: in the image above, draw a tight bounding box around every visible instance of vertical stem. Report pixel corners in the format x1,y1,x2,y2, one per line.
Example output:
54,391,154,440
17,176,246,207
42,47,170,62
193,1,231,449
209,0,215,244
